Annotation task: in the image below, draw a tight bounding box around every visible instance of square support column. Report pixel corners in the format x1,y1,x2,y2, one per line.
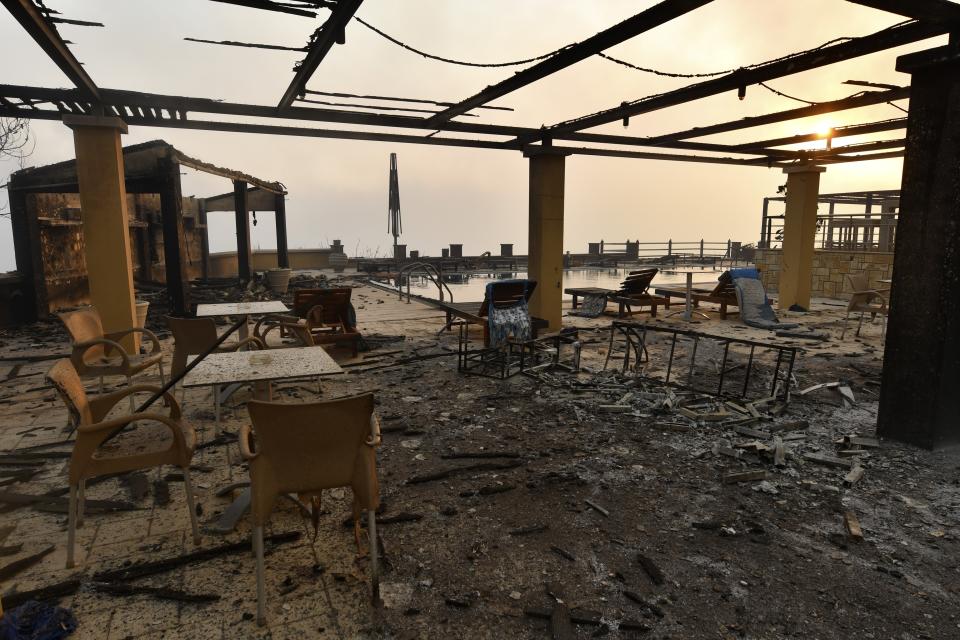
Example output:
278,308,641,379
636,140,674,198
274,193,289,269
65,115,138,351
527,151,567,330
158,156,191,316
233,181,252,281
878,44,960,449
777,165,825,311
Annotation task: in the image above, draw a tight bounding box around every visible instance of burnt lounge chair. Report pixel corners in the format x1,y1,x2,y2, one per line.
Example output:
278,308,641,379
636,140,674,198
655,271,740,319
566,268,669,318
606,268,670,318
458,280,578,378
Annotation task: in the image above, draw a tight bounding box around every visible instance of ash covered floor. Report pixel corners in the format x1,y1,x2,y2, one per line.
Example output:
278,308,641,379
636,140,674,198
0,274,957,639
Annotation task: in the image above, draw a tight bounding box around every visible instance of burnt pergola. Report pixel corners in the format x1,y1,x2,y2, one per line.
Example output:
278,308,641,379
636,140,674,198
3,0,960,451
0,0,954,166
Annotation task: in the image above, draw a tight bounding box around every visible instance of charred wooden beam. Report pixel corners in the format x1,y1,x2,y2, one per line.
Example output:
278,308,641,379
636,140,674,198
542,20,942,138
1,0,100,101
642,86,910,144
303,89,514,111
845,0,960,23
730,118,907,151
184,37,307,52
425,0,713,125
208,0,318,18
278,0,363,109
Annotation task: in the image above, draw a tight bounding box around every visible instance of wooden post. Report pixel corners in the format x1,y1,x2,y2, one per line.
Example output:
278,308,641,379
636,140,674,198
198,199,210,279
7,183,42,322
878,44,960,449
274,193,289,269
65,115,138,351
759,198,769,248
233,180,252,281
158,156,191,316
526,150,567,330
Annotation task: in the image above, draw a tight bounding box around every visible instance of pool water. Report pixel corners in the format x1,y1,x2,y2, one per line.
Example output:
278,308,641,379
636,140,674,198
397,267,722,303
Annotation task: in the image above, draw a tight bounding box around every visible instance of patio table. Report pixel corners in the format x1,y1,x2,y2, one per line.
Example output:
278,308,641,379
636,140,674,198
196,300,289,340
183,346,344,533
664,271,711,322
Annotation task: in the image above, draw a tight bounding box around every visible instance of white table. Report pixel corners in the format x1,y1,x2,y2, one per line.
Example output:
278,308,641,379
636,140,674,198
196,301,289,340
183,346,344,534
664,271,711,322
184,346,342,415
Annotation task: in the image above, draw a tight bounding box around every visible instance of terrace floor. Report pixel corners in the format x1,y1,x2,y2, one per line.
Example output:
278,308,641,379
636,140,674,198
0,272,957,639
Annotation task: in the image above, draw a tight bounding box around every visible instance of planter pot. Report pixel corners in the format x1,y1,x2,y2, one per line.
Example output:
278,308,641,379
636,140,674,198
329,252,348,273
266,268,293,295
135,300,150,329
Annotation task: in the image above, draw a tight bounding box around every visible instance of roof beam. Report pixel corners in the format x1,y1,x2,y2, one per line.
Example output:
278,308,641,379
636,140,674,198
278,0,363,109
844,1,960,24
1,0,100,101
424,0,713,126
541,20,943,138
208,0,318,18
730,117,907,151
643,86,909,144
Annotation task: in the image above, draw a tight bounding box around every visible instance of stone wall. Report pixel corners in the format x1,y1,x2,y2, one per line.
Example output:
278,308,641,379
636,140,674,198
754,249,894,299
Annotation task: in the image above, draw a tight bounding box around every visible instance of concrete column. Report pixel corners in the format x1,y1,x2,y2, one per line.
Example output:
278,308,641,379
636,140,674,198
878,198,898,252
274,193,289,268
526,151,567,329
878,44,960,449
777,165,825,311
65,115,138,351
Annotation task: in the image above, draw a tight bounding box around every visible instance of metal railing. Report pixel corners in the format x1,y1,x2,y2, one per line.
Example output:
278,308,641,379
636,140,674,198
394,262,453,304
589,239,734,260
759,212,897,251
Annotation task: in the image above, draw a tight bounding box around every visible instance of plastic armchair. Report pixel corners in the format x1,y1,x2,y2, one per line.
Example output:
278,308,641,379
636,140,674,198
239,393,381,626
842,274,890,338
46,359,200,568
59,307,165,407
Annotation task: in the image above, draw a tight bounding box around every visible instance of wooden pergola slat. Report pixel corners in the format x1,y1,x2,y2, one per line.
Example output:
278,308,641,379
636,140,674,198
424,0,714,126
277,0,363,109
541,20,943,138
0,0,100,101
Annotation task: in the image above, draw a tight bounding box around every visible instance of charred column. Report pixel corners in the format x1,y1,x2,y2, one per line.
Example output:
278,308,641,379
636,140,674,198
878,43,960,449
158,156,191,316
274,193,289,269
233,180,252,281
7,181,42,322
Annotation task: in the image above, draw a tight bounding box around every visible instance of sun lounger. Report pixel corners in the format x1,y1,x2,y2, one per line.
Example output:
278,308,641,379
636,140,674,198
655,271,739,319
734,277,798,330
566,269,669,317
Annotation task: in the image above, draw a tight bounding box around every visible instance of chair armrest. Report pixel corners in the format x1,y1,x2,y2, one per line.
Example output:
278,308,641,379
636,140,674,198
239,424,258,460
77,412,191,453
89,384,181,423
231,336,266,352
71,338,131,371
366,414,382,448
851,290,888,305
106,327,162,355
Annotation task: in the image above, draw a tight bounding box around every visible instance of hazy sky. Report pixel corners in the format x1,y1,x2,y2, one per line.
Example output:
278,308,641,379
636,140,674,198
0,0,945,271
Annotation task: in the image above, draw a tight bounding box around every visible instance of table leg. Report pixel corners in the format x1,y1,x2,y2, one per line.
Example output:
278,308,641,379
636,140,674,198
238,314,250,341
684,272,693,321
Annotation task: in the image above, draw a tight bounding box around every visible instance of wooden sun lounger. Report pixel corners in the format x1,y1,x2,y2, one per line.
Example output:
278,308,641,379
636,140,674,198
607,293,670,318
655,272,740,319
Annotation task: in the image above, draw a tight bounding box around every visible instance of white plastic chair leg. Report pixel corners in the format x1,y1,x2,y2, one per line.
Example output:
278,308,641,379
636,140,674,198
182,467,201,545
254,525,266,626
158,361,166,386
368,509,379,603
66,484,77,568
